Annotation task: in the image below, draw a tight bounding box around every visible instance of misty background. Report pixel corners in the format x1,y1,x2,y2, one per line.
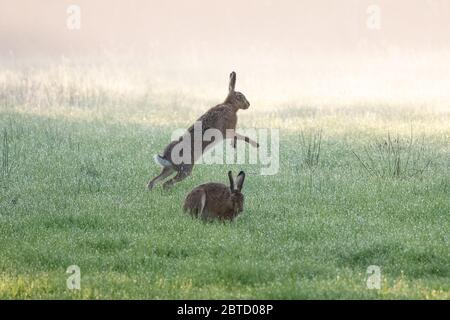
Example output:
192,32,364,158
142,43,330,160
1,0,450,108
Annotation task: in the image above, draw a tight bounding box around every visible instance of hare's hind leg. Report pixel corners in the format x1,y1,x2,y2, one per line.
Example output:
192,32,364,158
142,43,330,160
147,166,175,190
184,189,206,218
197,190,207,219
162,165,192,190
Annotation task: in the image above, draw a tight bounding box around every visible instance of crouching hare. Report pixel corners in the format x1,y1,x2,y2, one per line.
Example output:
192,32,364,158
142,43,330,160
183,171,245,221
147,72,258,190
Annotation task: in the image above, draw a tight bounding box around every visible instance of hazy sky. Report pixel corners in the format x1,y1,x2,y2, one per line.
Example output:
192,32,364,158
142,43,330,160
1,1,449,109
1,0,450,57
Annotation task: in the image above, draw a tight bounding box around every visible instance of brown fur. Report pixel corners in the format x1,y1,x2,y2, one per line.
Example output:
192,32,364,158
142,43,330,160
183,171,245,221
147,72,258,190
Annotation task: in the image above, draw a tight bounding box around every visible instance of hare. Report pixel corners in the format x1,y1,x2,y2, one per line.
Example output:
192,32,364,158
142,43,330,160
183,171,245,221
147,72,258,190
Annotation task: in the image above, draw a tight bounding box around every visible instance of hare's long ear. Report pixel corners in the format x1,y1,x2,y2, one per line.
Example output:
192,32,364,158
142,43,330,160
228,170,235,191
229,71,236,93
235,171,245,191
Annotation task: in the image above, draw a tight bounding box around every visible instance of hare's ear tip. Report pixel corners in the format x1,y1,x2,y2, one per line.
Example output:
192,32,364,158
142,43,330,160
238,170,245,175
228,170,233,175
228,72,237,91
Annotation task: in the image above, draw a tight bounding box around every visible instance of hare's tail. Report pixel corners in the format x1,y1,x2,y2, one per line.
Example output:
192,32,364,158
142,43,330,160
154,154,172,167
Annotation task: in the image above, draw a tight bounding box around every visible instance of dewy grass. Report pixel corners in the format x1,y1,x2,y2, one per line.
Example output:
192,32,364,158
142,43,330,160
1,129,15,185
299,129,322,168
353,129,433,179
1,129,9,178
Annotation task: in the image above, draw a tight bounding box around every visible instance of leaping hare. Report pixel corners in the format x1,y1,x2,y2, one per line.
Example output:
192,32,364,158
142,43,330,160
147,72,258,190
183,171,245,221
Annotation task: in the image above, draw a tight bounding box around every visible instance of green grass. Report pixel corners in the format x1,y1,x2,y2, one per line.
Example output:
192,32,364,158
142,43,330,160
0,63,449,299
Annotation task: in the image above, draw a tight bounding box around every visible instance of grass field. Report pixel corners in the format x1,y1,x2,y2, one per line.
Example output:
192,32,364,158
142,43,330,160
0,59,449,299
